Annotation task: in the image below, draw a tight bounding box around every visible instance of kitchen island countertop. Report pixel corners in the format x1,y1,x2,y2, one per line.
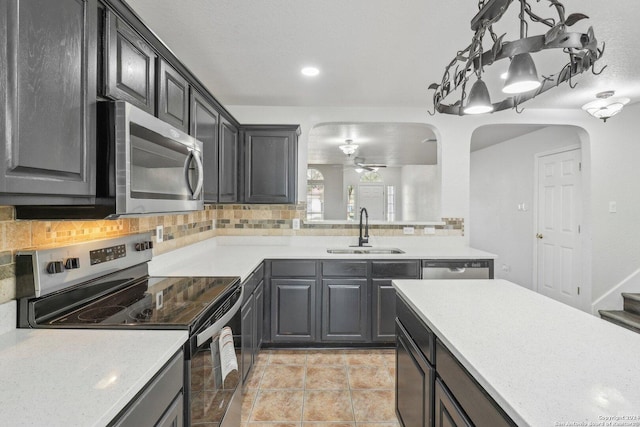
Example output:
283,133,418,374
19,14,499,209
393,279,640,426
0,319,187,427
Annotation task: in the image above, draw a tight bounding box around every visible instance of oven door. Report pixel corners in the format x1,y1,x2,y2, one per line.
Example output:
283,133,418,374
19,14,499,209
189,287,243,427
111,101,204,217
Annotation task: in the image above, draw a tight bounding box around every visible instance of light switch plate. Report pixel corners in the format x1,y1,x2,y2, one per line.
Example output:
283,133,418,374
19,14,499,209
403,227,415,235
423,227,435,235
292,218,301,230
156,225,164,242
609,201,617,213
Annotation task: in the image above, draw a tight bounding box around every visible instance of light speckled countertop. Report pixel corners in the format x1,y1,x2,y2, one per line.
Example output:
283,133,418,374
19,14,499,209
0,300,187,427
149,236,496,280
393,279,640,426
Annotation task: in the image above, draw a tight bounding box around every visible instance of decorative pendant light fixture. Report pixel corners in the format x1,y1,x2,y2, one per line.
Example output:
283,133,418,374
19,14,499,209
582,91,630,122
428,0,605,116
339,139,358,156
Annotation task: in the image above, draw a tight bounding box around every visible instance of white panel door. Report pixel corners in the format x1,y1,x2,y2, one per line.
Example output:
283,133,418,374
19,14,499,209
536,148,582,308
358,184,385,220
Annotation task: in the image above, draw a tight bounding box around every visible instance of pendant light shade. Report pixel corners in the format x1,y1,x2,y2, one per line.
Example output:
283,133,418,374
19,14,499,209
339,139,358,156
502,53,541,94
463,78,493,114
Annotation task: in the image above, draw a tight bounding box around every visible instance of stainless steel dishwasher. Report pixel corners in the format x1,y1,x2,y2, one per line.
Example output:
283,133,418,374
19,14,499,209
422,260,493,279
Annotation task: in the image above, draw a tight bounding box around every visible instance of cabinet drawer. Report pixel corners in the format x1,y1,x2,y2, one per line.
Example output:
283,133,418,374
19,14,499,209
270,260,316,277
435,339,516,427
321,261,367,277
396,294,434,364
371,261,419,278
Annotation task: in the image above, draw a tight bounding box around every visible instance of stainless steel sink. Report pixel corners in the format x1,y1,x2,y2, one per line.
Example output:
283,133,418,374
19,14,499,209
326,247,405,254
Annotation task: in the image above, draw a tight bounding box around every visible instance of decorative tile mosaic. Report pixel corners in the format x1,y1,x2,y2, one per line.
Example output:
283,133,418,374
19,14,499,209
0,203,463,304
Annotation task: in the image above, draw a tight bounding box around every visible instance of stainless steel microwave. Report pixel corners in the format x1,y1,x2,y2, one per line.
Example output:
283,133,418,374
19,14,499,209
98,100,204,217
16,101,204,219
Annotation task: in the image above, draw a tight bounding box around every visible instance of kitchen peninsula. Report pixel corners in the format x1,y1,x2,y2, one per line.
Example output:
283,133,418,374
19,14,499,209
393,279,640,426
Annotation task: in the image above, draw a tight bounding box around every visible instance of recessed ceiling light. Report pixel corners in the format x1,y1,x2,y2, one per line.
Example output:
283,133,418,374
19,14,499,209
301,67,320,77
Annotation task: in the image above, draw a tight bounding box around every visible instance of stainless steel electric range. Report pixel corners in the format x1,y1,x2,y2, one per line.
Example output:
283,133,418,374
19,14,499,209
16,233,242,427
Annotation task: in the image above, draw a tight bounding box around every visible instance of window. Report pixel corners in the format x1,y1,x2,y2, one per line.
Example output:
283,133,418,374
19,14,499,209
306,168,324,220
360,171,382,182
347,185,355,220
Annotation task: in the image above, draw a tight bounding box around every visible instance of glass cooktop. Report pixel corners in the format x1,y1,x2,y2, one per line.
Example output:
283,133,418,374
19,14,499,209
47,275,240,328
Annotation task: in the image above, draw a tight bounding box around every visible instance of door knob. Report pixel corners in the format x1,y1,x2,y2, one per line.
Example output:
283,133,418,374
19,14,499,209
536,233,543,239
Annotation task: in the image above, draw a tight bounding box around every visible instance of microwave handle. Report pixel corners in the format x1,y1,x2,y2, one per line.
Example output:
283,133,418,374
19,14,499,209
185,150,204,200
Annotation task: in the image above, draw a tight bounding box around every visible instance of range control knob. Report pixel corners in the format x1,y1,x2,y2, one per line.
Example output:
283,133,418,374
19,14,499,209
135,241,154,251
64,258,80,269
46,261,64,274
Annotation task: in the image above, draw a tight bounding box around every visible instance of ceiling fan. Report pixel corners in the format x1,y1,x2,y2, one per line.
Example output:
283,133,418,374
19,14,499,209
353,156,386,172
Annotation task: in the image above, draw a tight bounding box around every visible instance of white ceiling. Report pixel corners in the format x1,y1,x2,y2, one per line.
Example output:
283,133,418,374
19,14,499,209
308,122,437,165
126,0,640,157
127,0,640,110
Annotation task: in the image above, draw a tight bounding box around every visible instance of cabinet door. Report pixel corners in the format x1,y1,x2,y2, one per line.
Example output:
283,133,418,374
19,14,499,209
254,279,265,351
242,127,298,203
434,378,472,427
189,89,219,202
218,117,238,202
157,59,189,132
321,279,368,342
271,279,316,343
155,392,184,427
104,10,156,114
396,320,433,427
241,293,255,383
372,279,396,342
0,0,96,199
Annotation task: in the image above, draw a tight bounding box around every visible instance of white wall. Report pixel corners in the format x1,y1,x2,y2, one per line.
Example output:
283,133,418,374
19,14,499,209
227,102,640,308
401,165,440,221
469,126,583,290
308,164,344,219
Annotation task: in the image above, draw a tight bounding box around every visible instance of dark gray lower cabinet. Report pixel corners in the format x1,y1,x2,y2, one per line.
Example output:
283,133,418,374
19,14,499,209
0,0,97,202
254,279,264,352
321,279,368,342
396,295,516,427
271,279,316,342
112,351,184,427
372,279,397,342
434,378,471,427
396,319,433,427
241,292,254,382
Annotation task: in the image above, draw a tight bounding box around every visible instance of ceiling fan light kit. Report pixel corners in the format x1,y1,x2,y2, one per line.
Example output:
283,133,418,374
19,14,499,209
428,0,606,116
339,139,359,156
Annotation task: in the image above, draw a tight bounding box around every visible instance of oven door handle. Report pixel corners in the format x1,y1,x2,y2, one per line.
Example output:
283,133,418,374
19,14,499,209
196,286,244,347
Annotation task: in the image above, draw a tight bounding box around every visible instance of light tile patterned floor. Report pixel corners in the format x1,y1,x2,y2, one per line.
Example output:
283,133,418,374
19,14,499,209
240,349,401,427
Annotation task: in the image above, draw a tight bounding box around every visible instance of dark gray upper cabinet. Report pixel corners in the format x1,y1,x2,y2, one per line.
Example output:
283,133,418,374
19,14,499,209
189,89,219,203
103,9,156,114
242,125,300,204
0,0,97,202
321,279,369,342
219,117,239,203
157,59,189,132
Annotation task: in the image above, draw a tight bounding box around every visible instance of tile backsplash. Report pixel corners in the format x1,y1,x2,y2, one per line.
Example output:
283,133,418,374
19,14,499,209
0,203,463,304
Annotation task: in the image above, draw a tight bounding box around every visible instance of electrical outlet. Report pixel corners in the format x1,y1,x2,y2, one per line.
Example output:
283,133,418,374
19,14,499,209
423,227,435,235
609,201,617,213
292,218,301,230
156,225,164,243
156,292,164,309
501,264,511,273
211,219,216,230
403,227,415,235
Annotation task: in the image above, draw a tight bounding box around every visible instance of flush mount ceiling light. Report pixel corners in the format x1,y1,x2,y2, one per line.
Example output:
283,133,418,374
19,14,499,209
301,66,320,77
339,139,359,156
428,0,605,116
582,91,630,122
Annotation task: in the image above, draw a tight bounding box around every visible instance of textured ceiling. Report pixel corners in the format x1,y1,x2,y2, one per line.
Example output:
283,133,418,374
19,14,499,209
127,0,640,110
308,123,437,165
